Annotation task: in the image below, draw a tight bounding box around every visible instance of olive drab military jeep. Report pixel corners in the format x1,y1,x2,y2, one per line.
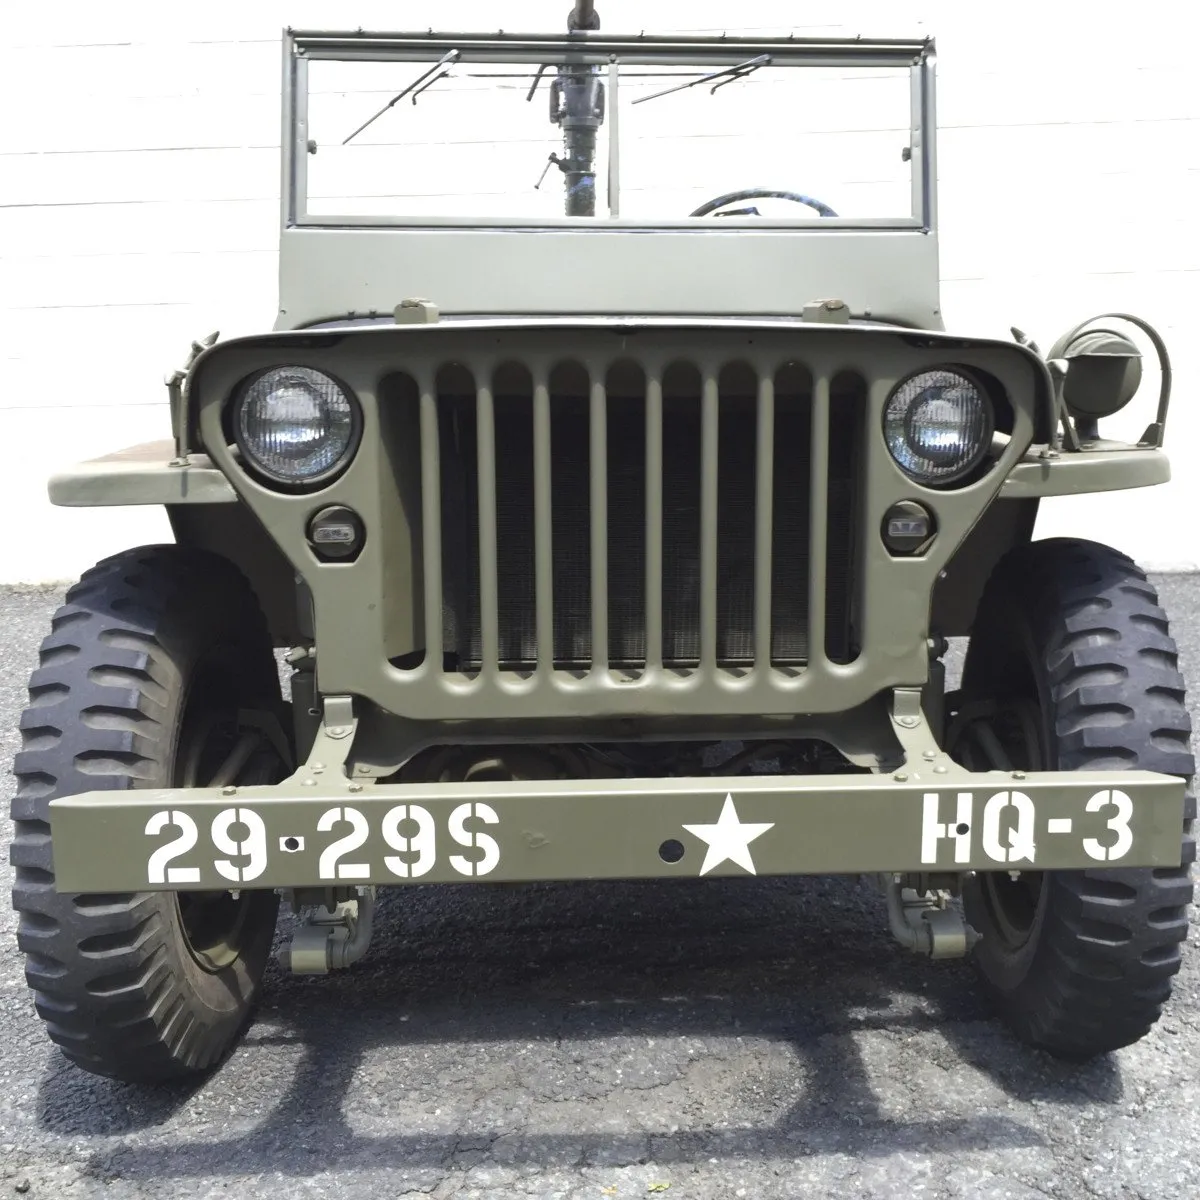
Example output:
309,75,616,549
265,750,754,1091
12,8,1193,1081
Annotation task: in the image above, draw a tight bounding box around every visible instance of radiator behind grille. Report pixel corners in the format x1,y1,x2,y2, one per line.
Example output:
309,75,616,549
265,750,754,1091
420,357,861,675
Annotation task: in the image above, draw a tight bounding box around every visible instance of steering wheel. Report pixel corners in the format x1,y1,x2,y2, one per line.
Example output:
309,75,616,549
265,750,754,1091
690,189,838,219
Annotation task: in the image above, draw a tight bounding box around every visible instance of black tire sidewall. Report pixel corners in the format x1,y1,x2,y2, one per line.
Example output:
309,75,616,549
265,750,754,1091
132,568,284,1027
16,547,288,1077
958,538,1194,1055
154,635,283,1026
961,578,1056,996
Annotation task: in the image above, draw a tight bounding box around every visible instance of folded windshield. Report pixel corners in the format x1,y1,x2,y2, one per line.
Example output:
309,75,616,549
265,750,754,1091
292,37,929,227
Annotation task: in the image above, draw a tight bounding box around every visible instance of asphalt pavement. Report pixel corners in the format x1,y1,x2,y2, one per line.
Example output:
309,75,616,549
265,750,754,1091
2,577,1199,1200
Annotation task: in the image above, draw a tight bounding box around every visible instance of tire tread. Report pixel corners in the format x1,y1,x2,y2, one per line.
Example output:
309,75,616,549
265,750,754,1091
964,538,1194,1058
10,545,282,1081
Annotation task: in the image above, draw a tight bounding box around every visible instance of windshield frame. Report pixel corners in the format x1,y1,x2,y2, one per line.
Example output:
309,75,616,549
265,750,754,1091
282,31,937,233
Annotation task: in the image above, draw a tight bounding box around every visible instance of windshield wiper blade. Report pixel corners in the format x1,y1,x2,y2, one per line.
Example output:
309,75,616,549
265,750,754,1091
342,50,460,145
631,54,771,105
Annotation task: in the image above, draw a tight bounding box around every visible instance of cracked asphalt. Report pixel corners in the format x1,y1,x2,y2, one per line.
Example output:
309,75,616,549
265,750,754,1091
2,577,1199,1200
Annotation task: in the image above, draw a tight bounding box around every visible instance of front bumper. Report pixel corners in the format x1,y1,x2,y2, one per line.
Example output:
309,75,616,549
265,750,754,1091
49,767,1187,892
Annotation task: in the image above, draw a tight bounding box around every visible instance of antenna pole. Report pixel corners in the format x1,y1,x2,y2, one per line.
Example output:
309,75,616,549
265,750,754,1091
552,5,603,216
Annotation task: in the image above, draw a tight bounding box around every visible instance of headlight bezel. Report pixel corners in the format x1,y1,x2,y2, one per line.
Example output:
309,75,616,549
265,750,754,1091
882,365,996,487
231,365,363,490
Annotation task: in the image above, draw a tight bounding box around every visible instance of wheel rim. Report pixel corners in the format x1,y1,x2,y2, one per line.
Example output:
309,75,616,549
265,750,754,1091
979,871,1044,949
172,675,280,973
950,696,1047,951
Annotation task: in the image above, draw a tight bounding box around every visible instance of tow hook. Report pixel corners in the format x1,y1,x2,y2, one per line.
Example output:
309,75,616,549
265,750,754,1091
883,875,980,959
278,886,376,974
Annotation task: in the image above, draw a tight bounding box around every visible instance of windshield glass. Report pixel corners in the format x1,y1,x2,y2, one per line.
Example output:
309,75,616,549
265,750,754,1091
296,40,924,226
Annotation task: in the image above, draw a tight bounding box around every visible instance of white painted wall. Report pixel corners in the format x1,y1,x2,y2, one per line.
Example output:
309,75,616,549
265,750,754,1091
3,0,1198,582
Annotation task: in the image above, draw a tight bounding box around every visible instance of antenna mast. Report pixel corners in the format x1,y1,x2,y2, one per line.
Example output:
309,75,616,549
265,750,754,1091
550,3,604,216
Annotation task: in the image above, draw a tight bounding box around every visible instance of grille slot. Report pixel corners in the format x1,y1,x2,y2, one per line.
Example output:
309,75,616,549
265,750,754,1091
420,356,860,675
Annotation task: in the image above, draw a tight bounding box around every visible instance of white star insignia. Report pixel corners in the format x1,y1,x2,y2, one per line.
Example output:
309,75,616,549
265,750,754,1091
682,794,775,876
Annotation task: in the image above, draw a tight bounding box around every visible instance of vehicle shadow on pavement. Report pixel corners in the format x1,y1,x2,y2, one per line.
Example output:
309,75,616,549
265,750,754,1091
35,874,1123,1180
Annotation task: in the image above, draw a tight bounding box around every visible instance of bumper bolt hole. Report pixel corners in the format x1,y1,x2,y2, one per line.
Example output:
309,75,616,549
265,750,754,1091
658,838,685,864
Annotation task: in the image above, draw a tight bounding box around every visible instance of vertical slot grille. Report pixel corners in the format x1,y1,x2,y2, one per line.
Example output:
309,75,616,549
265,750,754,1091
548,366,592,668
769,363,814,665
492,374,536,668
435,368,479,672
659,365,703,668
420,351,861,676
825,372,866,664
715,365,759,665
606,361,647,668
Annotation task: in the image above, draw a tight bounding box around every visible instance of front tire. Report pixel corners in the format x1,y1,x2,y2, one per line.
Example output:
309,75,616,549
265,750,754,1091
952,538,1194,1058
11,546,290,1081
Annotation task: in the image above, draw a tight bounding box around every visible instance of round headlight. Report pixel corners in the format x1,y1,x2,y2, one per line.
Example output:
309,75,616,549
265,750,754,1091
883,369,993,485
235,366,359,485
